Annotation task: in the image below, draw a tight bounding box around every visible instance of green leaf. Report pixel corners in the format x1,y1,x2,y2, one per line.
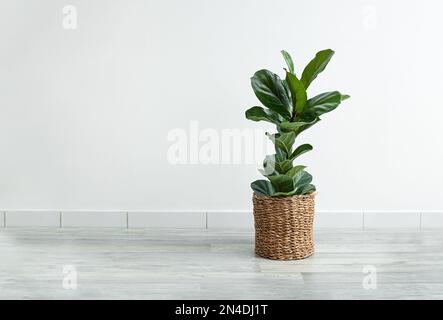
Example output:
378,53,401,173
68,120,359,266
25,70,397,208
263,153,286,167
286,165,307,178
279,117,320,135
279,122,306,132
285,71,307,115
301,49,335,89
274,132,296,156
251,70,292,120
306,91,342,116
281,50,295,74
268,175,294,193
245,106,283,124
274,184,315,197
262,154,292,174
276,160,293,174
293,171,313,188
262,154,287,176
290,144,313,160
262,155,277,175
282,80,292,103
273,190,298,197
341,94,350,101
251,180,276,196
296,184,316,195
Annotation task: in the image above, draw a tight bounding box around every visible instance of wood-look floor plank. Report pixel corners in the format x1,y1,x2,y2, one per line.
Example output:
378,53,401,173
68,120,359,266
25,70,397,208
0,228,442,299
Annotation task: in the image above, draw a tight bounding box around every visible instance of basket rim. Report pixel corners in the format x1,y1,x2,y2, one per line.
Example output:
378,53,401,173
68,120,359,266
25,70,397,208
253,192,317,200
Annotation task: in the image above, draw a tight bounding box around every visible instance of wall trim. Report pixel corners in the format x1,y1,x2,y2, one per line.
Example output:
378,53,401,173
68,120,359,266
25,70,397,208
1,210,442,229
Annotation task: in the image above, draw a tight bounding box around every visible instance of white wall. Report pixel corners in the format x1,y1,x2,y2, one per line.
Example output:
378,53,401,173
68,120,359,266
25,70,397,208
1,0,443,212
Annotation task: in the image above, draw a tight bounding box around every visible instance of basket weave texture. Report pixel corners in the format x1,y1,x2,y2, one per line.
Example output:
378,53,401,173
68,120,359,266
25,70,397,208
253,193,315,260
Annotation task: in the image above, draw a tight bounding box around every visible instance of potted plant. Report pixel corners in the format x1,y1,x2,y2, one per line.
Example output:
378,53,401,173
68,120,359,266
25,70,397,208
245,49,349,260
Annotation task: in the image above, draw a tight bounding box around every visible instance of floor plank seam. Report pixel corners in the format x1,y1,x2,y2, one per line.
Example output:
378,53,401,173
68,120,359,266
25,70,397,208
419,212,422,230
205,212,208,229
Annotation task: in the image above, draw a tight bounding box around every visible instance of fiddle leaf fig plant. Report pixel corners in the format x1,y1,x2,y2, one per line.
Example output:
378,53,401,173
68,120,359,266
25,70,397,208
246,49,349,197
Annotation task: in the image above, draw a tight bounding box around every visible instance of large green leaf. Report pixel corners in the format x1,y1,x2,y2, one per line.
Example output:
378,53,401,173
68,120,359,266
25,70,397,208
263,153,286,167
301,49,335,89
273,190,298,197
286,165,306,178
268,175,294,193
306,91,342,116
293,170,313,188
285,71,307,115
261,157,292,175
251,180,275,196
274,132,296,156
290,144,313,160
266,133,293,160
245,106,283,124
273,184,316,196
281,50,295,74
296,184,316,195
275,160,293,174
262,153,287,176
251,70,292,120
279,117,320,135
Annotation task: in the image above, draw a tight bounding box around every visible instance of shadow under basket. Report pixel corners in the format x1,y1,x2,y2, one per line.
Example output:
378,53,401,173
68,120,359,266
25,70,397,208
252,193,316,260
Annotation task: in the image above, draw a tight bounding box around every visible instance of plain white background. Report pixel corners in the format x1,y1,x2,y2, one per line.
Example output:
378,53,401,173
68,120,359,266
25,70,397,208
0,0,442,213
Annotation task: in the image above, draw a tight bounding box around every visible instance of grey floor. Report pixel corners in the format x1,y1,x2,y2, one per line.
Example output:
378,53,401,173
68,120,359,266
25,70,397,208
0,228,442,299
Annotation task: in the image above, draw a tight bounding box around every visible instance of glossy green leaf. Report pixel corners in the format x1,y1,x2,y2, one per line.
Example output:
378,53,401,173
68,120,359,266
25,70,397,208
279,117,320,135
273,190,298,197
268,175,294,193
293,170,313,188
263,153,286,167
251,180,276,196
281,50,295,74
275,160,293,174
301,49,335,89
282,80,292,103
286,165,307,178
245,106,283,124
296,184,316,195
274,132,296,156
285,71,307,115
290,144,313,160
306,91,342,116
251,70,292,120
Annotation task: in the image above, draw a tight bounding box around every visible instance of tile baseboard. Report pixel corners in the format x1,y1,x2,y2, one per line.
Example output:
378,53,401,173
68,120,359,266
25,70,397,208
4,211,60,227
315,211,363,229
0,210,442,229
421,212,443,228
61,211,127,228
363,211,420,229
207,211,254,230
128,212,206,229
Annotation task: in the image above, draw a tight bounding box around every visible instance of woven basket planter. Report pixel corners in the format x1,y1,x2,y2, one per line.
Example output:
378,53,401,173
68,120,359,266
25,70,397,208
252,193,316,260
